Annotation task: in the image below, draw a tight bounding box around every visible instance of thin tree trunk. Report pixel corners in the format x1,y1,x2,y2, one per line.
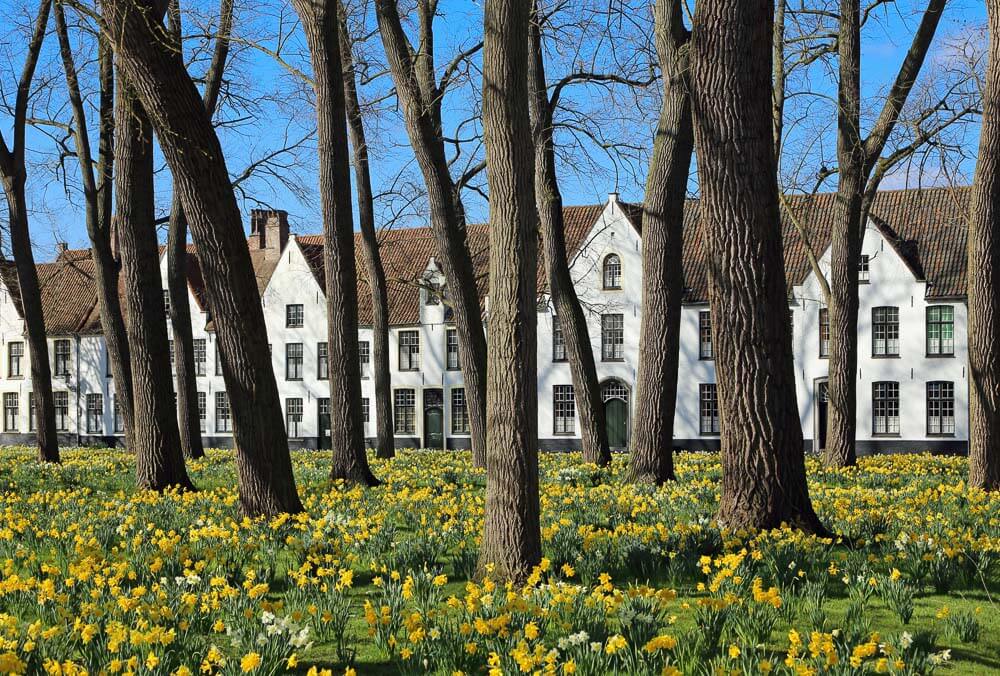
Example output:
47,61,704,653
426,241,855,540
527,2,609,467
338,7,394,460
114,73,194,491
967,0,1000,492
101,0,303,515
0,0,58,463
477,0,542,583
292,0,379,486
626,0,693,485
690,0,827,534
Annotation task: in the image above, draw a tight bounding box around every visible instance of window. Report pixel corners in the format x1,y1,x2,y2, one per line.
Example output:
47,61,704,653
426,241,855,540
361,397,370,424
3,393,18,432
286,304,304,328
113,396,123,433
54,392,68,431
872,307,899,356
54,339,71,377
286,343,303,380
106,346,112,378
359,340,371,377
169,340,175,370
553,385,575,434
451,388,469,434
603,254,622,289
926,306,955,356
872,381,900,435
601,314,624,361
163,290,171,315
927,381,955,435
394,389,416,434
858,255,870,282
285,397,303,437
552,317,567,362
28,394,35,432
86,393,103,434
215,392,231,432
446,329,460,370
819,308,830,358
215,341,224,376
699,311,713,360
318,342,329,380
197,392,206,432
193,339,207,376
700,384,719,435
398,331,420,371
8,342,23,378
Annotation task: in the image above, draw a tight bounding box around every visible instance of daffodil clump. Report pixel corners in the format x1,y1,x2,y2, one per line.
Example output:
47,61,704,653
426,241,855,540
0,447,997,674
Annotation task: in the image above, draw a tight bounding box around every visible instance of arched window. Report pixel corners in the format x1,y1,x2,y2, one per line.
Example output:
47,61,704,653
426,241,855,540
603,254,622,289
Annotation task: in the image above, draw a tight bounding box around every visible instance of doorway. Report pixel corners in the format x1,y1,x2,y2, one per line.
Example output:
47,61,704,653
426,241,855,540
602,380,630,448
815,379,828,454
423,388,444,449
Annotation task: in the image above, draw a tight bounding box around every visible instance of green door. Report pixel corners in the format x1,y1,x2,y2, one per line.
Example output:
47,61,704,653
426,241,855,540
424,406,444,449
605,398,628,448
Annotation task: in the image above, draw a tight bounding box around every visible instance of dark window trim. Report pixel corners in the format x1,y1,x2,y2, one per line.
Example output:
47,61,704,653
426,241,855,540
925,305,956,357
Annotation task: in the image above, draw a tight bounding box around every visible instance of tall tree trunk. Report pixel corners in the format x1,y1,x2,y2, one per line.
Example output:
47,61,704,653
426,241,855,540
527,1,609,467
690,0,827,534
967,0,1000,492
114,74,194,491
338,7,394,460
477,0,542,582
0,0,58,463
292,0,378,486
626,0,693,485
375,0,489,466
101,0,303,515
54,0,136,452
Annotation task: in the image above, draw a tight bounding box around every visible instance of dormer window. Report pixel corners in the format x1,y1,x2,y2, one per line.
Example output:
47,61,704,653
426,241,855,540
603,254,622,290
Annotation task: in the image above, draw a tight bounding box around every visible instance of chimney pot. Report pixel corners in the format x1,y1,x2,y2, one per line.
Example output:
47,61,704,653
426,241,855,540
56,242,68,255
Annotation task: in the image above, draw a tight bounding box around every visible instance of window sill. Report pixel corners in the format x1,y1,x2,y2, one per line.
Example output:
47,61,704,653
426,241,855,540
698,356,714,361
926,432,955,438
7,376,22,380
450,432,471,437
399,368,420,373
925,353,955,359
552,359,568,364
871,433,901,438
602,358,625,363
553,432,576,437
603,286,623,291
286,378,303,382
870,354,900,359
700,432,720,437
818,355,829,360
446,368,461,372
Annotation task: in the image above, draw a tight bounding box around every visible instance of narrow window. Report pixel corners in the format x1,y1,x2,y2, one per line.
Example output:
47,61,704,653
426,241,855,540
54,392,68,432
286,304,304,328
28,393,35,432
197,391,206,432
361,397,370,424
286,343,303,380
603,254,622,289
394,389,416,434
359,340,371,377
215,391,231,432
4,392,19,432
451,387,469,434
215,341,224,376
113,396,123,433
169,340,175,370
601,314,624,361
163,290,171,315
193,339,207,376
54,339,71,377
819,308,830,358
86,393,103,434
552,317,567,362
872,307,899,356
700,383,719,435
872,381,900,435
285,397,303,437
446,329,460,370
398,331,420,371
858,255,870,282
699,311,713,360
318,342,329,380
926,306,955,356
927,381,955,435
553,385,575,434
8,342,23,378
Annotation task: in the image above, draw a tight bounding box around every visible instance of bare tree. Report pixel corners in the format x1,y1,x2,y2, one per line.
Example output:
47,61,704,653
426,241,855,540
0,0,60,463
100,0,303,515
626,0,693,484
690,0,827,533
477,0,542,582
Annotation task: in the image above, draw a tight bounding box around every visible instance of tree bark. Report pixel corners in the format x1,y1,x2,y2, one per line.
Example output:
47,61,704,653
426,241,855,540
292,0,379,486
114,71,194,491
375,0,489,466
690,0,827,534
476,0,542,583
101,0,304,515
625,0,693,485
527,2,609,467
967,0,1000,492
0,0,59,463
338,6,395,460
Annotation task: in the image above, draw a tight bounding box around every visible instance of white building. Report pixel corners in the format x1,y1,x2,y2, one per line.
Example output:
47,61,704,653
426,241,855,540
0,186,970,455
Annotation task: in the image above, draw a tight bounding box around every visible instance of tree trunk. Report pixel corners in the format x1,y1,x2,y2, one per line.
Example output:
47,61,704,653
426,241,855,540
476,0,542,582
690,0,827,534
293,0,379,486
101,0,303,515
527,1,609,467
967,0,1000,492
338,8,395,460
626,0,693,485
114,75,194,491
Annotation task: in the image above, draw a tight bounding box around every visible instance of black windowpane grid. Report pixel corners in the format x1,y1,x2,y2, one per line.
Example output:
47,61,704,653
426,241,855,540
926,306,955,356
872,307,899,356
399,331,420,371
601,314,624,361
700,384,719,435
927,381,955,435
554,385,575,434
286,343,303,380
451,388,469,434
873,381,900,435
699,312,713,359
819,308,830,357
394,389,415,434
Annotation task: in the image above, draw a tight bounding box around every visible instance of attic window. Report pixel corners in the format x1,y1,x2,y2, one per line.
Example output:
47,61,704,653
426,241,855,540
603,254,622,289
858,255,870,283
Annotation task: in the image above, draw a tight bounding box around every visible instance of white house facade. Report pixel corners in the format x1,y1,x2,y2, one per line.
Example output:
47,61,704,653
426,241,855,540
0,186,971,455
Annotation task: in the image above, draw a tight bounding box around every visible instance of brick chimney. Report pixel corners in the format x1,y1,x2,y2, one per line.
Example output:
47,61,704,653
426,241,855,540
249,208,289,260
56,242,68,256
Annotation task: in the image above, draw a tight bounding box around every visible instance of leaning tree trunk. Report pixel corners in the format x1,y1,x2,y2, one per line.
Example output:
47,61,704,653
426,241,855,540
527,1,610,467
476,0,542,583
626,0,694,485
293,0,379,486
967,0,1000,492
101,0,303,515
690,0,827,534
114,76,193,491
339,10,395,460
